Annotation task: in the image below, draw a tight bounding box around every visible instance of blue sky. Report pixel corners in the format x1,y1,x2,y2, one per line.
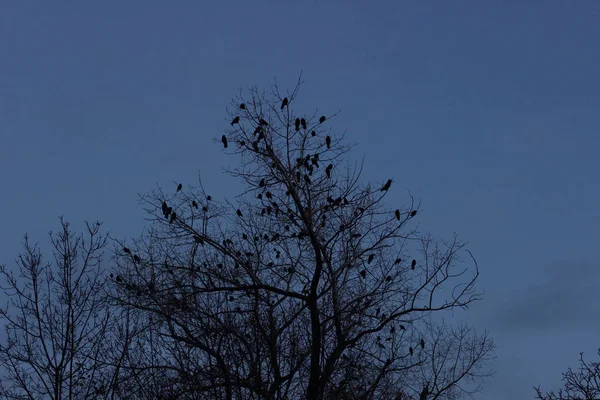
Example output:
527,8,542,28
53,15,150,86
1,1,599,398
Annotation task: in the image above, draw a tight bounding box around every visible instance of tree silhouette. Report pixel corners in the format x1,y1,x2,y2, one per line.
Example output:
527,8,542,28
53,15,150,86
106,78,494,400
535,349,600,400
0,218,124,399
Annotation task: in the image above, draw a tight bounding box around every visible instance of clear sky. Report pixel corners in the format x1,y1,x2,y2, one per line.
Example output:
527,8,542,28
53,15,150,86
1,1,599,398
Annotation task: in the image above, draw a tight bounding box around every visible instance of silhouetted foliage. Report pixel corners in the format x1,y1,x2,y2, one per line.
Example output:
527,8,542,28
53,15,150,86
0,218,123,399
112,78,495,400
535,350,600,400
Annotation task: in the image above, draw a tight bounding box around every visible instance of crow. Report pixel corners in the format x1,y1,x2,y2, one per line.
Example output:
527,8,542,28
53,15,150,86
421,338,425,349
410,210,417,217
280,97,288,109
319,116,326,123
222,135,228,148
133,254,141,263
236,209,243,217
368,254,375,264
381,179,392,192
266,191,272,199
207,196,212,201
395,209,400,220
165,207,172,217
301,118,307,129
259,118,268,126
169,212,176,224
386,275,392,282
311,130,316,137
257,193,263,200
259,178,266,187
116,275,123,283
295,118,300,131
231,116,240,125
326,135,331,149
177,183,182,192
360,269,367,278
411,259,416,270
254,126,262,135
192,200,198,209
394,258,401,265
202,206,208,212
162,201,168,213
325,164,333,178
240,140,246,146
376,307,380,316
123,247,131,254
409,347,414,356
239,103,246,109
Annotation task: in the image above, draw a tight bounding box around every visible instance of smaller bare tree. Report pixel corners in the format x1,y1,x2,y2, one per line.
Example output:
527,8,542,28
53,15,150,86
0,217,120,400
534,349,600,400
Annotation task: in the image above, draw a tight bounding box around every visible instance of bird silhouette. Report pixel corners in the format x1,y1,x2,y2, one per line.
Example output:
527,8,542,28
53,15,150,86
221,135,229,148
395,209,400,220
368,254,375,264
266,191,272,199
162,201,168,213
259,179,266,187
295,118,300,131
259,118,268,126
133,255,141,263
360,269,367,278
177,183,182,192
386,275,392,282
280,97,288,109
231,116,240,125
239,103,246,109
311,130,316,137
394,258,401,265
410,210,417,217
326,136,331,149
236,209,243,217
376,307,380,316
325,164,333,178
165,207,172,218
202,206,208,212
207,195,212,201
240,140,246,146
381,179,392,191
123,247,131,254
411,259,416,270
319,116,326,123
257,193,263,199
420,338,425,349
116,275,123,283
192,200,198,209
409,347,414,356
169,212,176,224
301,118,307,129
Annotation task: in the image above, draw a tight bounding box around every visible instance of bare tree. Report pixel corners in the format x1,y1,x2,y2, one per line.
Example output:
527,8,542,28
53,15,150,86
535,349,600,400
0,217,121,400
108,78,495,400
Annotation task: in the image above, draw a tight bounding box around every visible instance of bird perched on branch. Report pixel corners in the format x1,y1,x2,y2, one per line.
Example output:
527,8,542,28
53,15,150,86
326,164,333,178
295,118,301,131
395,209,400,220
301,118,307,129
280,97,288,109
326,136,331,149
381,179,392,192
410,210,417,217
411,259,416,269
239,103,246,110
231,116,240,125
368,254,375,264
319,116,326,123
222,135,228,148
177,183,182,192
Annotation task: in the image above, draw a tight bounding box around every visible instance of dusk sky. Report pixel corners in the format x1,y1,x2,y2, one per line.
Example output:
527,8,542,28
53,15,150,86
1,2,599,398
